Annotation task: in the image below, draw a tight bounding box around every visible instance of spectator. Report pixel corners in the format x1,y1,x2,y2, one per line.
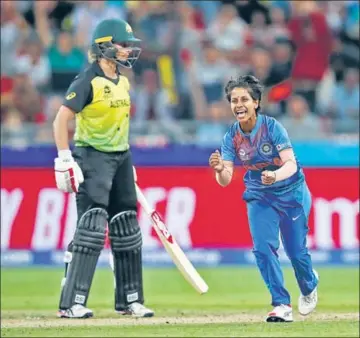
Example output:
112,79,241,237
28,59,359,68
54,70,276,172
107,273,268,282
270,1,292,21
343,0,359,42
184,49,229,146
174,1,204,97
195,102,229,146
43,94,64,122
129,1,176,76
318,1,344,34
70,1,126,45
12,66,44,124
288,1,332,112
47,30,85,72
0,75,14,112
14,35,51,92
193,41,233,106
35,94,71,143
23,1,75,32
1,0,358,146
267,5,290,44
248,10,273,48
227,0,271,25
34,2,86,93
131,68,185,145
132,69,176,129
206,4,248,52
329,37,352,83
247,47,275,88
1,107,32,148
279,94,328,140
14,0,33,15
261,39,294,115
188,1,222,27
1,0,30,76
270,39,293,84
326,68,359,120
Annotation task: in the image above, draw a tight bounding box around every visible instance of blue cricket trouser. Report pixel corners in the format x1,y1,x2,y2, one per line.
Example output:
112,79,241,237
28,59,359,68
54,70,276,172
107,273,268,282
245,182,318,306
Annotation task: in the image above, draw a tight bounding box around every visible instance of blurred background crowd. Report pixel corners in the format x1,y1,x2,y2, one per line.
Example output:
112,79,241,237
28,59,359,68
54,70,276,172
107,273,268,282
1,0,359,148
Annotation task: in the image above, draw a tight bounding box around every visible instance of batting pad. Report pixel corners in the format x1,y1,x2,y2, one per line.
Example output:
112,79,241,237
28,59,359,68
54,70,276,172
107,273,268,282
59,208,108,310
109,210,144,310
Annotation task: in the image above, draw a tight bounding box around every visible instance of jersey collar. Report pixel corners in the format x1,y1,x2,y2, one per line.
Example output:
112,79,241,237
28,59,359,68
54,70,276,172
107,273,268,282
93,62,121,77
92,62,121,84
237,114,263,143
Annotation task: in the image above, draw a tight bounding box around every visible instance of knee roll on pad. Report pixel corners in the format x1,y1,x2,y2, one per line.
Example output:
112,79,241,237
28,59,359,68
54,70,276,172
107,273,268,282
109,210,144,310
59,208,108,310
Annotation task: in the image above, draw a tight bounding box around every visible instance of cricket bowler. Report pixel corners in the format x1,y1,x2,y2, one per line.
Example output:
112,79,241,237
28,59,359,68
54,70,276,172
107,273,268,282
209,75,319,323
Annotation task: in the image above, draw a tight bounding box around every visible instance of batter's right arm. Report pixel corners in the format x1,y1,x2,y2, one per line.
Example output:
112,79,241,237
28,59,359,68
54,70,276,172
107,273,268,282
54,70,93,151
53,106,84,193
53,105,75,152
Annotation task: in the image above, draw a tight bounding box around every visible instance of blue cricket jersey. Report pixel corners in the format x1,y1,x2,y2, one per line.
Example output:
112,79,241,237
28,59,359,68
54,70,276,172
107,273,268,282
221,114,304,195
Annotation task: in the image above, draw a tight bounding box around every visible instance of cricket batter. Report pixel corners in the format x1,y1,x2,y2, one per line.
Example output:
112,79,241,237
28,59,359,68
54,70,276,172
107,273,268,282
53,19,154,318
209,75,319,323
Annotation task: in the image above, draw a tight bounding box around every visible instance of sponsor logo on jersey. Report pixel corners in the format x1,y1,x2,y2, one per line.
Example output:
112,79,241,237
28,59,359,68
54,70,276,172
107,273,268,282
66,92,76,100
238,148,249,161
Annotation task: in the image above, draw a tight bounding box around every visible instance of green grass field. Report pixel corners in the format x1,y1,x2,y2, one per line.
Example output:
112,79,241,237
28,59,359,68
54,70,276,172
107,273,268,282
1,267,359,337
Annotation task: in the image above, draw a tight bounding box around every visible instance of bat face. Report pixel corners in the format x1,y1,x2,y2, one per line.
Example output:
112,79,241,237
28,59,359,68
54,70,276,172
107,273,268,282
150,211,174,244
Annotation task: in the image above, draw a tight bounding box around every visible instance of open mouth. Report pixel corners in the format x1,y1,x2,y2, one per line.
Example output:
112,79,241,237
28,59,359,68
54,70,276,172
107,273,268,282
235,110,247,118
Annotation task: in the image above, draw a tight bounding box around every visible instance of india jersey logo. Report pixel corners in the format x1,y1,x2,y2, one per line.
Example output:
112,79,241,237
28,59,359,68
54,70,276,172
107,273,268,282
260,143,272,155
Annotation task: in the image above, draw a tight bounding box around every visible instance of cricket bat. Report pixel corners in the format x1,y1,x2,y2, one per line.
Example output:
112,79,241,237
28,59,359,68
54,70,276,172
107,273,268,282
135,184,209,295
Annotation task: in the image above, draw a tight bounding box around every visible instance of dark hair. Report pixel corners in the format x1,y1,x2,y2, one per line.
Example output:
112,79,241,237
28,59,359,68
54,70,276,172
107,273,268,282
225,75,263,113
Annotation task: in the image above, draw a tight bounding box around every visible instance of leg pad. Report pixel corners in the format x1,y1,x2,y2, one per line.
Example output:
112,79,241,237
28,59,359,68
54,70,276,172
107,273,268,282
109,211,144,310
59,208,108,309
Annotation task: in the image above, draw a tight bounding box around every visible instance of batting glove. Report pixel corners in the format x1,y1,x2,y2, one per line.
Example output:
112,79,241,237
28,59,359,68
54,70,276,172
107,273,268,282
54,150,84,193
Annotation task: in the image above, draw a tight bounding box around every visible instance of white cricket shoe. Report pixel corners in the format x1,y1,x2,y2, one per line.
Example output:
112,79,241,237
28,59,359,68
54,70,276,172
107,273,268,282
117,302,154,318
266,304,293,322
298,270,319,316
57,304,93,319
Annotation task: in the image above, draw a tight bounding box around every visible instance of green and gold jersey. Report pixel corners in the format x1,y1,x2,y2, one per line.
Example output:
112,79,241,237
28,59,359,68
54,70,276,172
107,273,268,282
62,63,131,152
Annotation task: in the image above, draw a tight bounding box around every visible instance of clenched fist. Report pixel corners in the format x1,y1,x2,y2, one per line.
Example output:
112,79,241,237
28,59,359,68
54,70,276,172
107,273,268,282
261,170,276,185
209,150,224,173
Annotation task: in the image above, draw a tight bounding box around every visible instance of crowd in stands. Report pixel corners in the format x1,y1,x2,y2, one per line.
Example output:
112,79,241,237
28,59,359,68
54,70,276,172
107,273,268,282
1,0,359,147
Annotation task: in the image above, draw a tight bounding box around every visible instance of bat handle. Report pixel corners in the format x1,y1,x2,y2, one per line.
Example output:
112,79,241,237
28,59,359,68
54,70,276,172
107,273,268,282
135,183,153,216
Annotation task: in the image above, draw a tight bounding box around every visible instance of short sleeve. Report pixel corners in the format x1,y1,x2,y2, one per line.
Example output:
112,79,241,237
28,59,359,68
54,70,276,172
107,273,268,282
221,131,236,162
271,119,292,152
62,74,93,113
